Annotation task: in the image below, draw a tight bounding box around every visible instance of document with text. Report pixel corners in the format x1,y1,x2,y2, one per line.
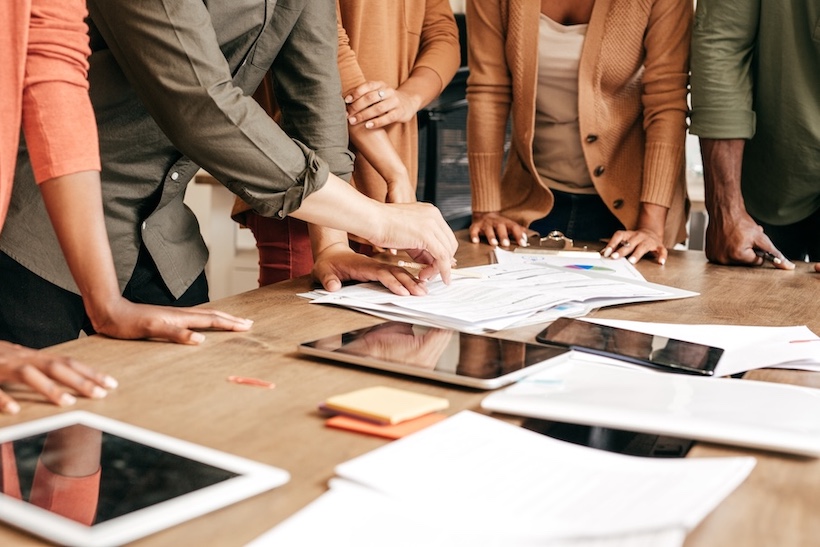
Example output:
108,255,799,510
249,411,753,547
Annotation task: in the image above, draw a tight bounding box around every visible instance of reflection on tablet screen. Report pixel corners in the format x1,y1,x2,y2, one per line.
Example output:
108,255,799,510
304,321,568,382
2,425,237,526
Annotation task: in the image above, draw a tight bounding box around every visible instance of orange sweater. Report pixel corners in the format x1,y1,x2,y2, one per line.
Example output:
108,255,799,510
336,0,461,199
466,0,691,246
0,0,100,228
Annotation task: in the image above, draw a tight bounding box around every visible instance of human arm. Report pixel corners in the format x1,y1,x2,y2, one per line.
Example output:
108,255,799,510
293,175,457,284
23,0,254,344
690,0,791,268
465,0,528,248
698,139,792,268
343,0,460,130
603,0,692,264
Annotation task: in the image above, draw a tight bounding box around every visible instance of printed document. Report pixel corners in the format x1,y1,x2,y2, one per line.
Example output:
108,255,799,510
249,411,754,547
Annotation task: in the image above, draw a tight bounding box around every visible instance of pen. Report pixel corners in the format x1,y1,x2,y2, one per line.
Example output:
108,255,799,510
227,375,276,389
754,249,782,265
397,260,426,269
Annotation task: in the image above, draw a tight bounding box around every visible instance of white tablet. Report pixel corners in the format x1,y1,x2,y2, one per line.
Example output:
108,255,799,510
0,411,289,546
298,321,571,389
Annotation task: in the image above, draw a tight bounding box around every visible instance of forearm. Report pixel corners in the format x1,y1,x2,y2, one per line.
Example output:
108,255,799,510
700,138,748,218
308,224,351,258
636,202,668,239
39,172,122,316
397,66,445,113
291,174,382,242
348,125,409,185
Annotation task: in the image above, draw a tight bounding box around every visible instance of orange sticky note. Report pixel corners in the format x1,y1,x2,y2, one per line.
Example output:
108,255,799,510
322,386,449,425
325,412,448,439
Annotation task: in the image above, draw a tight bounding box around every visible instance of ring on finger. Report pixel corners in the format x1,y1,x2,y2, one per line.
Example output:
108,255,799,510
620,241,631,248
378,89,386,100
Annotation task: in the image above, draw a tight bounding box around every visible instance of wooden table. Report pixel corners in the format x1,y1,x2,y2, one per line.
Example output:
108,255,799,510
2,231,819,546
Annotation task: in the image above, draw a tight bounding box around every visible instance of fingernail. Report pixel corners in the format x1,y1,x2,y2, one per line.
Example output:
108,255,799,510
103,376,119,389
629,256,637,264
501,239,510,247
612,252,620,259
242,318,254,325
603,247,612,257
60,393,77,406
4,401,20,415
91,386,107,399
773,257,782,265
191,332,206,344
490,238,498,246
659,258,666,266
519,237,528,247
348,116,356,124
344,95,352,103
365,121,374,129
471,237,479,244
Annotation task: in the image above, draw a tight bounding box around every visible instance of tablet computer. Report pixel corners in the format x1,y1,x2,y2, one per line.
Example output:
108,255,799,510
298,321,570,389
0,411,289,547
536,317,723,376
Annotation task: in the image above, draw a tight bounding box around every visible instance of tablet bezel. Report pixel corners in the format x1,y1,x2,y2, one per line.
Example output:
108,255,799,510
0,411,289,547
298,322,571,390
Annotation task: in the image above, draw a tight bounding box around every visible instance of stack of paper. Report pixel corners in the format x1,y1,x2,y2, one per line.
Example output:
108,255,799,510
482,353,820,457
304,260,696,333
250,411,754,547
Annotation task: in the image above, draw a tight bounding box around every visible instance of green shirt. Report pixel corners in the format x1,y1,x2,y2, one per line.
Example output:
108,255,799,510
1,0,353,297
690,0,820,225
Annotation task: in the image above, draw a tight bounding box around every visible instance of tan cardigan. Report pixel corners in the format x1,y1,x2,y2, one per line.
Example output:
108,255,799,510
466,0,691,246
337,0,460,199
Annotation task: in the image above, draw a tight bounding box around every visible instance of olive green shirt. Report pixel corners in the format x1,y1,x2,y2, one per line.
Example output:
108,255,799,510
1,0,353,297
689,0,820,225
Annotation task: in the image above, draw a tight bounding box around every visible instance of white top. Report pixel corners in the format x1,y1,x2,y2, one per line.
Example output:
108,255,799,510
532,14,594,194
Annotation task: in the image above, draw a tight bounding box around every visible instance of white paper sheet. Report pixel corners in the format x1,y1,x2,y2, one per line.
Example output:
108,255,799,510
583,318,820,376
306,263,696,333
250,412,753,546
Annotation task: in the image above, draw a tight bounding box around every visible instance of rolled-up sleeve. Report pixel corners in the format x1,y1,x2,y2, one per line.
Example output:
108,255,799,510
86,0,344,218
689,0,759,139
23,0,100,184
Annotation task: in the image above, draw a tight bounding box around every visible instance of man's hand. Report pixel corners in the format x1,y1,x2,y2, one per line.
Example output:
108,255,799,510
312,244,428,296
89,300,254,345
700,138,794,269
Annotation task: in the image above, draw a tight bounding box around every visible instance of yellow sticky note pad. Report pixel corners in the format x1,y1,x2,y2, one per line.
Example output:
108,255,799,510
323,386,449,425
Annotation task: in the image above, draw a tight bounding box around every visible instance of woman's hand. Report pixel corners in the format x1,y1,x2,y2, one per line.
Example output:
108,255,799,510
602,227,667,265
603,203,668,264
469,212,529,248
0,342,117,414
345,80,420,130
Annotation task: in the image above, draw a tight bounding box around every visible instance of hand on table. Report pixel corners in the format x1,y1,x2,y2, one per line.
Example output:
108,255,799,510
602,227,667,265
705,203,793,270
89,298,254,345
469,212,529,248
0,341,117,414
312,243,428,296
